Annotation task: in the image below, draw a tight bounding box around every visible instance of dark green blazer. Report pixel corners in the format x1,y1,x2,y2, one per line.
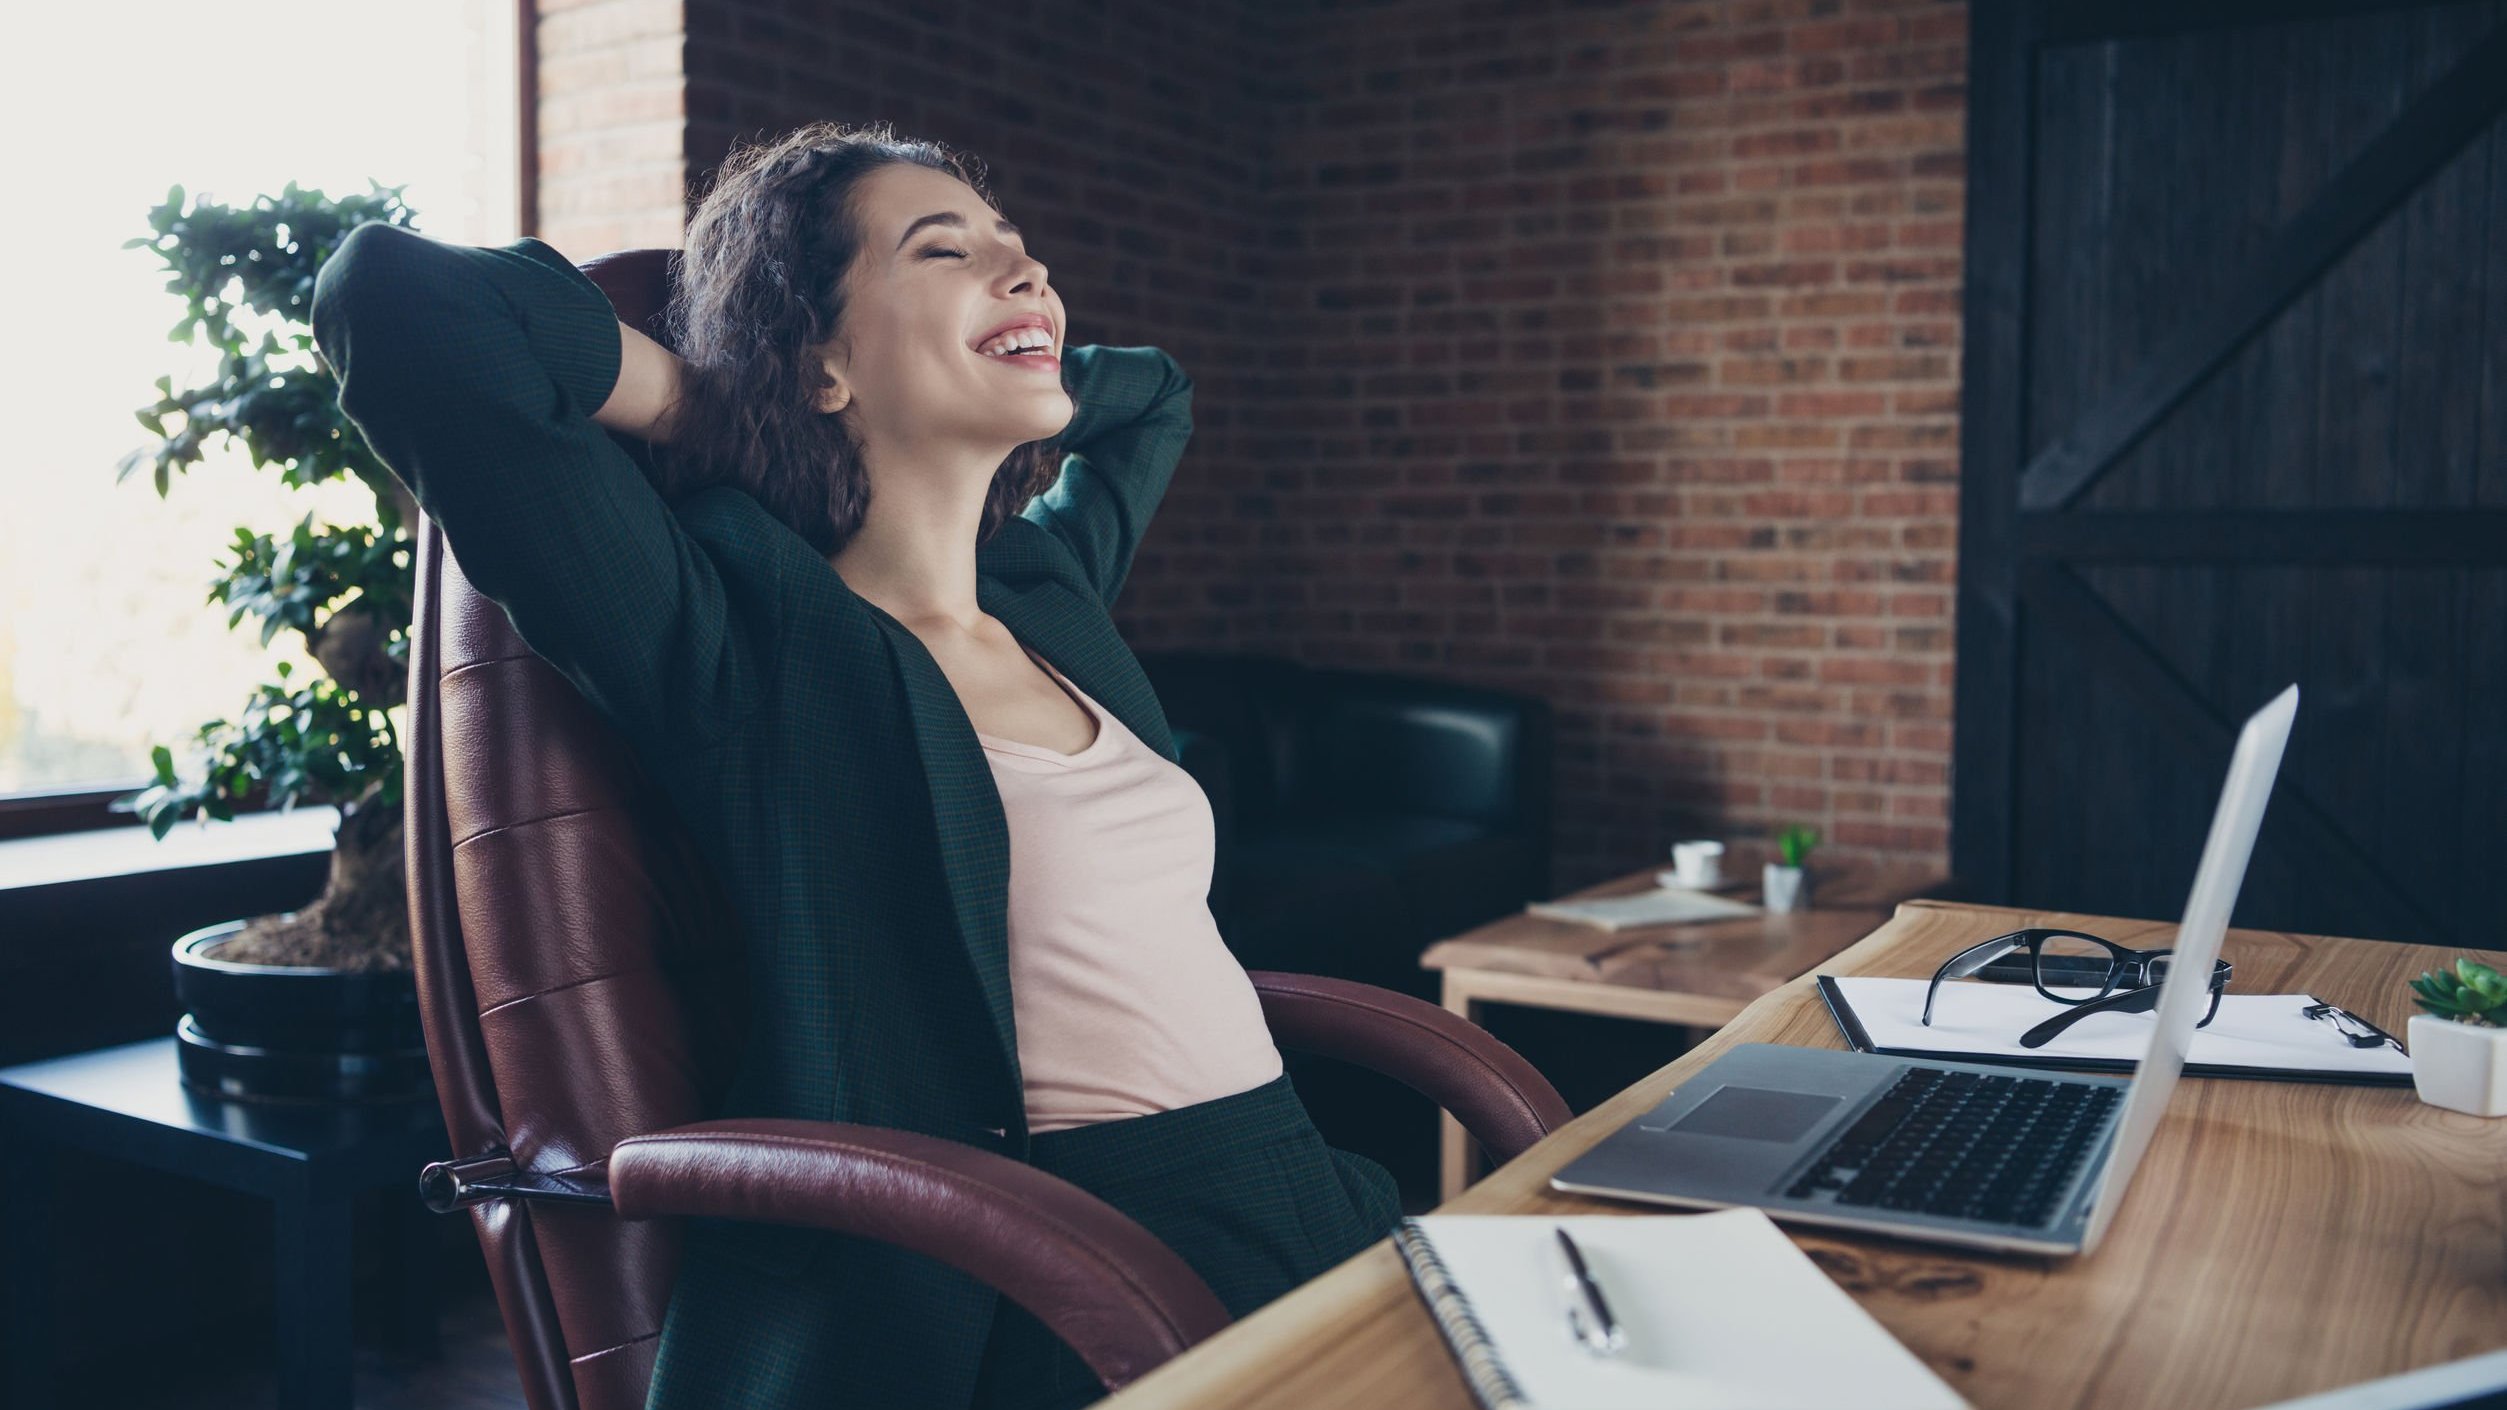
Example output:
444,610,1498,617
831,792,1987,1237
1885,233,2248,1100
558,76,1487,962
312,222,1198,1408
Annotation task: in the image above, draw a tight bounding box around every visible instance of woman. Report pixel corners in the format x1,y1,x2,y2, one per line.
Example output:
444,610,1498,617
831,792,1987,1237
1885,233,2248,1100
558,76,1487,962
310,120,1403,1410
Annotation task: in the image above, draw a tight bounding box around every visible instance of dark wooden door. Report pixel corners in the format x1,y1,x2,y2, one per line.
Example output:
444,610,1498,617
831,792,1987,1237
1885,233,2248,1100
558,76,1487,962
1956,1,2507,947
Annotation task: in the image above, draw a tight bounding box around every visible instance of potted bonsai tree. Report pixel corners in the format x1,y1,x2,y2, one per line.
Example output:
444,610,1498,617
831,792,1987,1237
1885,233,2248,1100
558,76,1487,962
1763,823,1819,914
112,179,429,1102
2407,958,2507,1117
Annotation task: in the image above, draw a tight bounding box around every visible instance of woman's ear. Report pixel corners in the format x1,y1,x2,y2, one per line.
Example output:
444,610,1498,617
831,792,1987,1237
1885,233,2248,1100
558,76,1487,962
809,338,853,414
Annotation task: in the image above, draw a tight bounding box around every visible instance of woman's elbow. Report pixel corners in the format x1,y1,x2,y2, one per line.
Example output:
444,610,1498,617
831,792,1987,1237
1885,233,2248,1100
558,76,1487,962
312,224,489,426
309,224,418,403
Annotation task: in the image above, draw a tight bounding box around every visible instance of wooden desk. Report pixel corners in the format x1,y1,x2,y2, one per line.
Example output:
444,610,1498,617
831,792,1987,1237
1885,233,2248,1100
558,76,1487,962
1110,900,2507,1410
1420,860,1941,1200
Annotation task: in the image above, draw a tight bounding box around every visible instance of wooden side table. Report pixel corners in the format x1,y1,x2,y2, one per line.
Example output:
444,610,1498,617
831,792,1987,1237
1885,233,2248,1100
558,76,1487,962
0,1037,450,1410
1421,860,1943,1200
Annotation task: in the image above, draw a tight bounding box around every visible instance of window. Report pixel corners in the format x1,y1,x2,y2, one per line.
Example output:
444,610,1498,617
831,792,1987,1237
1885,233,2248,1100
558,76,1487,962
0,0,519,827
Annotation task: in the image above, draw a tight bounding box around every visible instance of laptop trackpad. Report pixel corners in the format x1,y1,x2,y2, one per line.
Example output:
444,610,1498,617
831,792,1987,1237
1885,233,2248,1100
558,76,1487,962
1668,1086,1841,1142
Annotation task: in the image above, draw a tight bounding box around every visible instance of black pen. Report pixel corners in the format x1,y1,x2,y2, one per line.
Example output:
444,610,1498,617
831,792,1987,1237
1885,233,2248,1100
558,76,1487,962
1551,1225,1626,1357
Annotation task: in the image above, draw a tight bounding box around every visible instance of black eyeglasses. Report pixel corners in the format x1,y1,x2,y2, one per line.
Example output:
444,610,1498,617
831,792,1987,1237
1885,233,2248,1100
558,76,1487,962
1921,928,2233,1049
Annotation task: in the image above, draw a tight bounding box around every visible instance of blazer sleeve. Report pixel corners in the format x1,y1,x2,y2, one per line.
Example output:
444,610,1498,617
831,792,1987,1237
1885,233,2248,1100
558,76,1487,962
310,222,786,754
1018,344,1194,607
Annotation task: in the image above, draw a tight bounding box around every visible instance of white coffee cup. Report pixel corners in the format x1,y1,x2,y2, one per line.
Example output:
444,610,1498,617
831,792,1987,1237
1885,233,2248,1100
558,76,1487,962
1669,840,1725,890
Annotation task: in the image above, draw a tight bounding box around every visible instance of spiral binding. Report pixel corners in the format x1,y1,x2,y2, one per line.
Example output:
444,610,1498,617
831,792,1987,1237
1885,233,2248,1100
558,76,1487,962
1391,1218,1535,1410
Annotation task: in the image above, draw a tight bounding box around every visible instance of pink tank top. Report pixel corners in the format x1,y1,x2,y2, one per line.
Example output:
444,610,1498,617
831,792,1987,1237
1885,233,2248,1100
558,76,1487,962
977,648,1285,1133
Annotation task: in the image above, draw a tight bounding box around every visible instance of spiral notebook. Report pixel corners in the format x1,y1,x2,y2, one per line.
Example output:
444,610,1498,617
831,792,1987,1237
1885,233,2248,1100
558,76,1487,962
1391,1209,1966,1410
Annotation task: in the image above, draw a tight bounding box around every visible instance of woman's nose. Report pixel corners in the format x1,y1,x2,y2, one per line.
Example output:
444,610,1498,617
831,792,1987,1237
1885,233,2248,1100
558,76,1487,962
1001,250,1048,295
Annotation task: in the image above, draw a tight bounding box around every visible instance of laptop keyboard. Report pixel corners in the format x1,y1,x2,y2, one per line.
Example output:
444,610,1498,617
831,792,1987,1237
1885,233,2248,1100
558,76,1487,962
1780,1067,2122,1228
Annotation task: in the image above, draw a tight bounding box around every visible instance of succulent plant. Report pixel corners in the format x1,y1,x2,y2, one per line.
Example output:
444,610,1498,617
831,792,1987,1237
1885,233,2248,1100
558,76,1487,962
1775,822,1821,870
2410,958,2507,1026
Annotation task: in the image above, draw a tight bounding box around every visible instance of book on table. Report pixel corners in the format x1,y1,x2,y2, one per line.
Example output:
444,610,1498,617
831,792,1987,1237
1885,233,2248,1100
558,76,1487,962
1523,887,1764,931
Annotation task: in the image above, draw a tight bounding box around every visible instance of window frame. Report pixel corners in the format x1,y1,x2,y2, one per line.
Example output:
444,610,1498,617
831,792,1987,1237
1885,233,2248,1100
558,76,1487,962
0,786,152,843
0,779,289,844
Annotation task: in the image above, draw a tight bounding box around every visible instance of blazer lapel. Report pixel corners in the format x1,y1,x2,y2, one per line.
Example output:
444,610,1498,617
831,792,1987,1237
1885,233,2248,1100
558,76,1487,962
873,568,1180,1135
879,616,1024,1116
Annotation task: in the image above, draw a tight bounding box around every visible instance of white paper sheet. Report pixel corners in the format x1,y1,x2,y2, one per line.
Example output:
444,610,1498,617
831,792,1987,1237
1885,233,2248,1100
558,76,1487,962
1408,1209,1967,1410
1827,977,2412,1078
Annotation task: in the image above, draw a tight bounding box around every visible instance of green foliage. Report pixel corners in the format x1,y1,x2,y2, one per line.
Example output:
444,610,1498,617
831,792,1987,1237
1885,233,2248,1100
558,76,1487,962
2410,958,2507,1027
110,663,403,839
110,181,420,830
122,178,407,352
115,179,416,521
211,515,413,649
1776,822,1822,869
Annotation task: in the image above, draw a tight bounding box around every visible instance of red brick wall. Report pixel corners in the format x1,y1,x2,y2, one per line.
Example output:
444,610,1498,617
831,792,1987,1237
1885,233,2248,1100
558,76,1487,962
1244,0,1968,892
560,0,1971,896
535,0,689,251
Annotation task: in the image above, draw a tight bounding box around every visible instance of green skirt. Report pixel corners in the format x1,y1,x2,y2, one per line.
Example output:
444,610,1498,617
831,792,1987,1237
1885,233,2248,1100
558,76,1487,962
967,1071,1404,1410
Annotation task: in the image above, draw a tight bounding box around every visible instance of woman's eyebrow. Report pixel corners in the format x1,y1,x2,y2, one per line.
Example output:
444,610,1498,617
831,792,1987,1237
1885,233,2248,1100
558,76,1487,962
895,211,1021,250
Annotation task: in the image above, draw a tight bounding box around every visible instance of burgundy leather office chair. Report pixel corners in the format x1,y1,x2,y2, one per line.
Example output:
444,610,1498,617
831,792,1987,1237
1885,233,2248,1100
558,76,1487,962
402,248,1572,1410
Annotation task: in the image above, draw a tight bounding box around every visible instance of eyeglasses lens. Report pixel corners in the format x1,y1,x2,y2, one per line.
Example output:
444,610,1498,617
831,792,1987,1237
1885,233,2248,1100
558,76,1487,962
2034,933,2117,1003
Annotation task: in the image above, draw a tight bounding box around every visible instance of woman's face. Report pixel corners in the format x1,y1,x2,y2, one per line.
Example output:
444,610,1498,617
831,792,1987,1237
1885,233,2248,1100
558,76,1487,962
815,162,1072,458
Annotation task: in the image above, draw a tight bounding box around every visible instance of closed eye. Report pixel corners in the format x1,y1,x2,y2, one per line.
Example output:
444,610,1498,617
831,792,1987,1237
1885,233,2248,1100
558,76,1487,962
921,246,967,259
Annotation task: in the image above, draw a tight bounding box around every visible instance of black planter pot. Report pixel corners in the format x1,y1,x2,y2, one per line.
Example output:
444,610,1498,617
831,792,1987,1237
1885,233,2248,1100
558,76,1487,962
170,918,432,1104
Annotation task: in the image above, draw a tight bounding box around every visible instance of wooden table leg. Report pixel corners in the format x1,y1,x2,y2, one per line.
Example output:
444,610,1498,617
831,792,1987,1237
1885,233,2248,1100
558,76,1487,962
3,1143,57,1410
274,1191,354,1410
1438,973,1480,1205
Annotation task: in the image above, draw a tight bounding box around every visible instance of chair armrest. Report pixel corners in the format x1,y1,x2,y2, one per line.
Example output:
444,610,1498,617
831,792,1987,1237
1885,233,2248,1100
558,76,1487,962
606,1118,1230,1392
1249,971,1570,1170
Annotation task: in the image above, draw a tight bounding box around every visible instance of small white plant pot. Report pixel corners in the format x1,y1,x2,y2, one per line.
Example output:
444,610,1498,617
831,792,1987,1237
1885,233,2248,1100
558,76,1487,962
2407,1013,2507,1117
1762,863,1809,914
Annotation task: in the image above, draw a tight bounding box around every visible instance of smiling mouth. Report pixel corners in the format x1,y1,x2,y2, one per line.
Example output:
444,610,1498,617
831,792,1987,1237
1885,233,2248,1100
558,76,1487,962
976,346,1059,371
973,322,1059,368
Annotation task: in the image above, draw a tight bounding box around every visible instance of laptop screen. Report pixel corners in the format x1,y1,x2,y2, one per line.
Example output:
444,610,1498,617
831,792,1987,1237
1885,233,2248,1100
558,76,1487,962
2078,684,2298,1254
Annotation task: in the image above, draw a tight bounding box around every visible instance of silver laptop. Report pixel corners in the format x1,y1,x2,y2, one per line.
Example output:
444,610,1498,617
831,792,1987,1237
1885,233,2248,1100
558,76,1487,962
1551,684,2299,1256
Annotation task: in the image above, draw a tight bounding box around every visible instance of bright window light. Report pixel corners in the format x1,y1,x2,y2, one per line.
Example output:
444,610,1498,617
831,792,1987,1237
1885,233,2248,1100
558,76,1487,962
0,0,519,797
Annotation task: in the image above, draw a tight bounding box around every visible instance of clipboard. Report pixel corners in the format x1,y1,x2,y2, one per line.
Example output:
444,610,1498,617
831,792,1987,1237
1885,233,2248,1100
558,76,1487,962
1816,975,2414,1086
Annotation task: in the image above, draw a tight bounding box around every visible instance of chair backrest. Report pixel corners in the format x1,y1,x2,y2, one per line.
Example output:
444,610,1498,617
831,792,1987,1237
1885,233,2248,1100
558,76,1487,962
405,248,741,1410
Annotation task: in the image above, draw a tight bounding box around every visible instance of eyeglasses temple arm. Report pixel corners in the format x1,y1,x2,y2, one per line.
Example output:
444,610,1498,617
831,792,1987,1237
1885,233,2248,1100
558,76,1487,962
1921,935,2025,1026
2017,985,2159,1049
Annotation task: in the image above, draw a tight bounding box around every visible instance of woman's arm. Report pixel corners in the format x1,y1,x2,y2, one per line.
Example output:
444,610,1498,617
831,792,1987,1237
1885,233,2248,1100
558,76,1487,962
1019,345,1194,608
311,223,786,756
596,318,690,445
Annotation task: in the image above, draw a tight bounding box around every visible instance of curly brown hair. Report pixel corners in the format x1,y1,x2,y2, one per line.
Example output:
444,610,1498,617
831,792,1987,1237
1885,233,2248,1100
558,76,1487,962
652,120,1064,558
